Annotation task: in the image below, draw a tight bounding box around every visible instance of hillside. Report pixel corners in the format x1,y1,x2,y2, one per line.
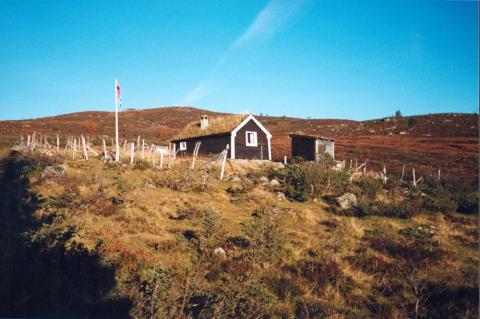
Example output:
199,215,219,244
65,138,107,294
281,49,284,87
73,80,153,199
0,150,477,318
0,106,478,181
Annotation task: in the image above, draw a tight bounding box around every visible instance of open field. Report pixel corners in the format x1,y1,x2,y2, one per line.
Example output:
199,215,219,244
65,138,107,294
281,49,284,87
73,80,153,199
0,107,477,181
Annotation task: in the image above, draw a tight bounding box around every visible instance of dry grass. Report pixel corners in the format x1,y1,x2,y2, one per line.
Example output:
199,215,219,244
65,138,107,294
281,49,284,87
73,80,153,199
2,150,478,318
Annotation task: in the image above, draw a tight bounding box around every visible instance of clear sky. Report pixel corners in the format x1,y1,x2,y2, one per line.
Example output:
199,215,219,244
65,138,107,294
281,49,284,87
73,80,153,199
0,0,478,120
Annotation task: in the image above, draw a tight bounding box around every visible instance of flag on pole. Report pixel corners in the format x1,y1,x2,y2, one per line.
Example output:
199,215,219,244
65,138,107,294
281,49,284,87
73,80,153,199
116,80,122,108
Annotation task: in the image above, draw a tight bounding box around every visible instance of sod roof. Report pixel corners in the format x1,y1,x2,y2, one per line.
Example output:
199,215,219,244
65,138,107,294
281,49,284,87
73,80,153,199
171,114,248,140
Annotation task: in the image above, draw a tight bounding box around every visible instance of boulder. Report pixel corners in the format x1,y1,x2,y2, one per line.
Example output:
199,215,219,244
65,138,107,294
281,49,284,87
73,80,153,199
41,164,67,179
277,192,286,201
227,184,244,194
270,179,281,187
231,176,241,183
213,247,226,258
336,193,357,210
350,172,363,182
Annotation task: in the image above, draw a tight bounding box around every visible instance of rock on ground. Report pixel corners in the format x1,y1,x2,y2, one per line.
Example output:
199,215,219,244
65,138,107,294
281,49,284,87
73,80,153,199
270,179,281,187
336,193,357,210
41,164,67,179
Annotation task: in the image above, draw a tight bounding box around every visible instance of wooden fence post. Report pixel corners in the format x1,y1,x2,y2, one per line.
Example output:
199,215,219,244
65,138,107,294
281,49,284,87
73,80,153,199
381,165,387,184
56,134,60,154
103,139,107,159
64,137,70,154
412,168,417,188
152,148,156,167
284,155,287,165
168,145,172,168
81,135,88,160
141,139,145,160
219,144,229,180
191,141,201,169
137,136,140,154
130,143,135,164
73,138,77,159
148,144,154,162
401,165,405,181
160,152,164,169
437,169,441,182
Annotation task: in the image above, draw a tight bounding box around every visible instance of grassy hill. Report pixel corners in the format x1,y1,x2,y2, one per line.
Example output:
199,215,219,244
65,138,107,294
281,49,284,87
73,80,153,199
0,148,477,318
0,106,477,181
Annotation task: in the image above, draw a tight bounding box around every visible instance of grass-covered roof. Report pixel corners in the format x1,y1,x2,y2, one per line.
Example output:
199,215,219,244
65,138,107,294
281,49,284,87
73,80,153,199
171,114,248,140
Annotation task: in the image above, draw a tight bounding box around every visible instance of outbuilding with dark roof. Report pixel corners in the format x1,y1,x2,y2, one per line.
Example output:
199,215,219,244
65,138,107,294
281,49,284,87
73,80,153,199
289,134,335,161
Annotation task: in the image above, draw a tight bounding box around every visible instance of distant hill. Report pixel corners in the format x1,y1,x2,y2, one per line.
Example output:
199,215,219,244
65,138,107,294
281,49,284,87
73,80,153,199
0,106,477,180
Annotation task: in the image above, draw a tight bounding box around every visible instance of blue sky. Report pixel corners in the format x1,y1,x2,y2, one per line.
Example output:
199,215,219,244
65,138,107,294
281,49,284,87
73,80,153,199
0,0,477,120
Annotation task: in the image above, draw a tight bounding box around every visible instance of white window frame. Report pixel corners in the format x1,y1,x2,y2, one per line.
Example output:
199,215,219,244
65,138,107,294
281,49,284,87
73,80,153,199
245,131,258,147
179,141,187,150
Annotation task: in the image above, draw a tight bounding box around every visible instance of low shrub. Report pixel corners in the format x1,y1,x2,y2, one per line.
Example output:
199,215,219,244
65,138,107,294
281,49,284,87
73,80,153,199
150,163,206,192
241,206,284,262
356,176,383,200
343,198,422,219
281,162,350,201
457,192,479,214
294,296,327,318
133,160,151,171
423,195,457,213
364,229,444,265
346,249,397,275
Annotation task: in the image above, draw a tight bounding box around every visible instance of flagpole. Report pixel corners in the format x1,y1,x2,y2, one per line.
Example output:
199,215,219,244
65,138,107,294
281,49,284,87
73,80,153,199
115,78,120,161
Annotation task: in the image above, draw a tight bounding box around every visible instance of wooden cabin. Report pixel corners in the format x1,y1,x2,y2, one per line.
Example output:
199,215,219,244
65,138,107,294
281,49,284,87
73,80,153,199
289,134,335,161
170,114,272,160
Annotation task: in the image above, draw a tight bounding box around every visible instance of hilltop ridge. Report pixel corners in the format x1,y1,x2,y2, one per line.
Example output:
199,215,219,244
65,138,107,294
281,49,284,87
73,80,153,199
0,106,477,180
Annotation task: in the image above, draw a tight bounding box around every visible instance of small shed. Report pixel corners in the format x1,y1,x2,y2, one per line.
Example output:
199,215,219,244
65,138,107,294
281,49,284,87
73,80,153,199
289,134,335,161
171,114,272,160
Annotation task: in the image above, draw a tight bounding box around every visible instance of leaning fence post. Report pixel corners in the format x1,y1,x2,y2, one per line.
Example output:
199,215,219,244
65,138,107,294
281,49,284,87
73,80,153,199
73,138,77,159
141,139,145,160
219,144,229,180
437,169,441,182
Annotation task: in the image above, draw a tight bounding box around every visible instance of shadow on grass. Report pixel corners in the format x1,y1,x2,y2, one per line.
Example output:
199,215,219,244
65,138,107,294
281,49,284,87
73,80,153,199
0,151,132,318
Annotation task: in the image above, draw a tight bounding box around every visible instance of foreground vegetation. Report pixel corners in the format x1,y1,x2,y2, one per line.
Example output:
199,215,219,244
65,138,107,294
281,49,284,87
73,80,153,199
0,150,477,318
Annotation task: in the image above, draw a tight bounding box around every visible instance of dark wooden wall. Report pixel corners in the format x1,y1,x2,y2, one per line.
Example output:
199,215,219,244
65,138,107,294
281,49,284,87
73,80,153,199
173,133,231,158
291,136,315,161
234,119,269,160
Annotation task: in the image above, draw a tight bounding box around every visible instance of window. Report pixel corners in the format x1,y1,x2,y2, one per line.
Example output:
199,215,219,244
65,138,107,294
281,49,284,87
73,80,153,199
179,141,187,150
245,131,257,147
